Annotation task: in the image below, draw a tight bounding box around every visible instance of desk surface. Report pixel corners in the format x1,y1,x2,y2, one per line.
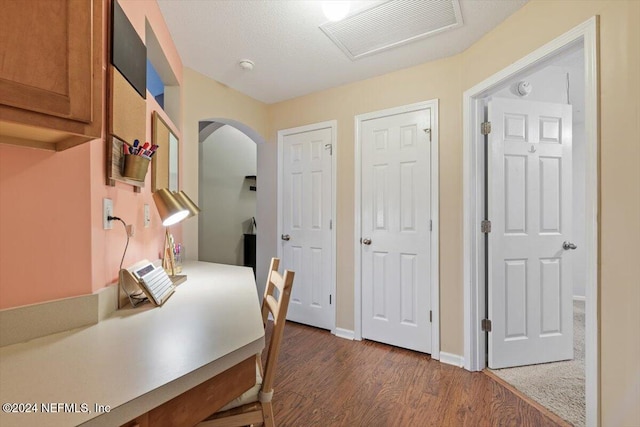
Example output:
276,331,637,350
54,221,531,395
0,262,265,427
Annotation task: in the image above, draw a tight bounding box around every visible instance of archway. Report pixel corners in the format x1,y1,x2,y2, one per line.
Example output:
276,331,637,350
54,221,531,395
198,119,266,284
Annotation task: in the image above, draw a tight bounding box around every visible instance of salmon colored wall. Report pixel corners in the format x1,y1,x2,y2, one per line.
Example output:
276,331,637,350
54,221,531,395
0,144,93,308
89,93,183,293
90,0,184,293
117,0,182,83
0,0,185,305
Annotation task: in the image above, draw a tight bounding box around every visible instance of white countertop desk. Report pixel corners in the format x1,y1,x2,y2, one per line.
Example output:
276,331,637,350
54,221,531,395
0,262,265,427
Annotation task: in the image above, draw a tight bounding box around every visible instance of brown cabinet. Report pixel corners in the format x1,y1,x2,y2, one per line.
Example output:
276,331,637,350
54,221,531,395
119,356,255,427
0,0,105,151
120,413,149,427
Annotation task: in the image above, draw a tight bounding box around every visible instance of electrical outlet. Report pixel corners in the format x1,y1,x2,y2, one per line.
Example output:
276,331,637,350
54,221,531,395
144,204,151,228
103,198,113,230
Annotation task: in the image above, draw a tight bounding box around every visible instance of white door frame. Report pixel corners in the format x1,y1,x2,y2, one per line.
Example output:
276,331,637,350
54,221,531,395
462,17,599,425
277,120,337,334
354,100,440,360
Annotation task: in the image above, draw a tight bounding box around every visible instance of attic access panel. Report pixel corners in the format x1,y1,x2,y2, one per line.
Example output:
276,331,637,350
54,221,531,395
320,0,463,60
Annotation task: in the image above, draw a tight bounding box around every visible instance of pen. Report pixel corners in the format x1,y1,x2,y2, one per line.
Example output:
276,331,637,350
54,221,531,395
137,142,148,156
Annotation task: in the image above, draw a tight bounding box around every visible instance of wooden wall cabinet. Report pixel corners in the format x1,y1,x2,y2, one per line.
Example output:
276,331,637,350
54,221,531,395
0,0,105,151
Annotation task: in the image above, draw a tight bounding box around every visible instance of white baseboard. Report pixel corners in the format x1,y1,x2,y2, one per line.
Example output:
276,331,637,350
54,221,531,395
439,352,465,368
334,328,355,340
573,295,586,301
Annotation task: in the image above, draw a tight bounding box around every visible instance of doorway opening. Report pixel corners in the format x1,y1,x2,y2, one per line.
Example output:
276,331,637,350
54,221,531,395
463,17,598,427
198,119,265,283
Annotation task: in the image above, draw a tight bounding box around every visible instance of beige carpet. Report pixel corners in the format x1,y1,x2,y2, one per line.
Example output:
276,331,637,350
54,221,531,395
491,300,585,427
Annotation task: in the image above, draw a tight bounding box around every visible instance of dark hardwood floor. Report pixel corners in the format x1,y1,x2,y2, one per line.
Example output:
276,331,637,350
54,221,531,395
267,321,569,427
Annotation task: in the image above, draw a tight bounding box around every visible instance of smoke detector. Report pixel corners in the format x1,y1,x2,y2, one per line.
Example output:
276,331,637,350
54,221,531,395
239,60,254,71
516,80,532,97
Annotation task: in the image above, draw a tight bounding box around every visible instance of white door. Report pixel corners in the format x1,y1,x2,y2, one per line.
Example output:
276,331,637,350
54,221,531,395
280,125,334,330
488,98,574,369
360,107,432,353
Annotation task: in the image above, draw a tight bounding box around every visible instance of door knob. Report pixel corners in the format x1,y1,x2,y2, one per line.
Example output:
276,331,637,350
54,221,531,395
361,238,372,245
562,241,577,250
281,234,291,241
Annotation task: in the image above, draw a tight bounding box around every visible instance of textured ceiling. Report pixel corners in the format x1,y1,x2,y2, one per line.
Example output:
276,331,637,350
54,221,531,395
157,0,528,104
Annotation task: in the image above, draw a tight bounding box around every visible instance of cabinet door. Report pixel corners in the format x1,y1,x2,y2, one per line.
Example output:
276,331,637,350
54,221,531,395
120,413,149,427
0,0,93,123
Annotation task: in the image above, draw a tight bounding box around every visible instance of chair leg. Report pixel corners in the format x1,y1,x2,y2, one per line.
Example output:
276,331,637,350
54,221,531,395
197,409,263,427
261,401,275,427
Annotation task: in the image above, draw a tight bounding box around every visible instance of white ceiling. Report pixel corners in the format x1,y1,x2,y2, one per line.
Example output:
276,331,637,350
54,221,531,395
157,0,528,104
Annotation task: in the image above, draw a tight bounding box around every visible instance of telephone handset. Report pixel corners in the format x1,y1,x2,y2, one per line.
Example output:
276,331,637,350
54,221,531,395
120,259,175,307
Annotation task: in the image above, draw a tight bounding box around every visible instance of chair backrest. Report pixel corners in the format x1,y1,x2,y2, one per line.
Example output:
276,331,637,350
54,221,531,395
259,258,294,398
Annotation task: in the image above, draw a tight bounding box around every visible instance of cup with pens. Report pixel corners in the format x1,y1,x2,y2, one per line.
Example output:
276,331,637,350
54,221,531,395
122,139,159,181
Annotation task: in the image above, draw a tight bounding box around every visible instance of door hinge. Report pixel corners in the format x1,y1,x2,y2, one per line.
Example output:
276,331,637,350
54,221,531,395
481,319,492,332
423,128,432,142
481,220,492,233
329,294,332,305
430,220,433,231
429,310,432,323
325,143,333,155
481,122,492,135
329,219,332,230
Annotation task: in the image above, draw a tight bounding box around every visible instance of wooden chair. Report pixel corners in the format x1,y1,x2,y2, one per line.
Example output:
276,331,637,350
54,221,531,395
198,258,294,427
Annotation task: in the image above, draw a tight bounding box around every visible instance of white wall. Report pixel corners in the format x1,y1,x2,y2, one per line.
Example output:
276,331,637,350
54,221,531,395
493,50,586,298
255,141,277,297
571,124,586,298
199,125,257,265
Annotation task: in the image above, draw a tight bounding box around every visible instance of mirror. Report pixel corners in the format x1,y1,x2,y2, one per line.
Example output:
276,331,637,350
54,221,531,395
168,131,178,191
152,111,179,192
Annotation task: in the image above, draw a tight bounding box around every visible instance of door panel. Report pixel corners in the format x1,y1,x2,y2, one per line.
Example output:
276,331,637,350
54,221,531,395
540,156,562,232
489,98,573,369
281,127,333,330
360,108,432,353
400,253,418,325
504,259,527,340
504,154,527,233
540,258,561,334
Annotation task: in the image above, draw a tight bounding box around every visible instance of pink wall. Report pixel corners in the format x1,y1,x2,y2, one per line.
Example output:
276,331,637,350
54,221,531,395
89,0,185,293
119,0,183,83
0,144,93,308
89,93,183,293
0,0,184,308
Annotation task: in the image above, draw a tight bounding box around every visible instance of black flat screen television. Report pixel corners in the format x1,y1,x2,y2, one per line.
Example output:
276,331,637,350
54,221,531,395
111,0,146,99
